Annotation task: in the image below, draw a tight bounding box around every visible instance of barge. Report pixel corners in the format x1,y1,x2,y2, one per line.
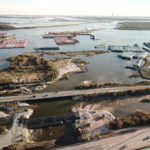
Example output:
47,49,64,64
54,36,79,45
34,47,60,50
0,40,27,49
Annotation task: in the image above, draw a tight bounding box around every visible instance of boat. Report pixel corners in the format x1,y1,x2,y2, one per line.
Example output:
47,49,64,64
34,47,60,50
95,43,105,48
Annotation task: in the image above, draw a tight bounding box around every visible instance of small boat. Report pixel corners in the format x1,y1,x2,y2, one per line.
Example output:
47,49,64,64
95,43,105,48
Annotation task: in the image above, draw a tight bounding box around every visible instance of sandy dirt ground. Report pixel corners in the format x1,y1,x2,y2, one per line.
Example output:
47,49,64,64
60,127,150,150
0,109,33,149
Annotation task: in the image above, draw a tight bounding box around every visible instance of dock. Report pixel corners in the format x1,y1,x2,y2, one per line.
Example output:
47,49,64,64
108,45,143,53
42,29,97,39
0,85,150,103
143,42,150,48
143,42,150,52
43,34,73,38
54,36,79,45
118,52,135,60
118,52,148,60
143,47,150,52
0,40,27,49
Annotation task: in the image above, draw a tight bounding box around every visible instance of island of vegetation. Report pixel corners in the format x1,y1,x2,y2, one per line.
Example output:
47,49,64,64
0,53,87,96
0,23,15,30
117,22,150,30
75,80,150,89
38,50,109,57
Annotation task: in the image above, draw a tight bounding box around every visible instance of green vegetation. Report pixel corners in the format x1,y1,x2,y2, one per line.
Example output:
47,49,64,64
140,99,150,103
0,53,88,96
0,53,58,91
75,81,150,90
38,50,109,57
83,88,150,100
117,22,150,30
0,23,15,30
110,110,150,129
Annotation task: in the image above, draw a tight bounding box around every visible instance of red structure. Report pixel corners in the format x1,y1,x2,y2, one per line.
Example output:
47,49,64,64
54,36,79,45
0,40,27,49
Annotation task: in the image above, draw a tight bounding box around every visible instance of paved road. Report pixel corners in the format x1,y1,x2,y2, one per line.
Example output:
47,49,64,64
59,127,150,150
0,85,150,103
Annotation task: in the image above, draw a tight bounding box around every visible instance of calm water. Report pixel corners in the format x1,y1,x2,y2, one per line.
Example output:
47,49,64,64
30,99,77,147
29,96,150,147
0,21,148,90
1,16,150,147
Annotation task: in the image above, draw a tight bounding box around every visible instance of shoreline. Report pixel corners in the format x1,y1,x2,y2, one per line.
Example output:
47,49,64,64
0,20,109,31
38,50,109,57
0,108,33,149
0,53,88,96
117,22,150,30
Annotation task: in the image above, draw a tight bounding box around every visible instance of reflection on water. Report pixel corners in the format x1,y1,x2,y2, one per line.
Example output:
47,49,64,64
30,99,76,118
1,17,150,147
30,99,77,147
43,53,145,92
29,96,150,147
112,100,150,118
0,23,150,91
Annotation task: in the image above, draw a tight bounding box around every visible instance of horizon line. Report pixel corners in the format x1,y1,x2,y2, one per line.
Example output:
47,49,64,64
0,14,150,18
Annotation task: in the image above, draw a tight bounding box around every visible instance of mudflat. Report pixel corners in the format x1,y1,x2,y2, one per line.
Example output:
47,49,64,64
117,22,150,30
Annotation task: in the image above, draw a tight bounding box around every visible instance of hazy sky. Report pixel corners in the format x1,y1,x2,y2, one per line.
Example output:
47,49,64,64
0,0,150,16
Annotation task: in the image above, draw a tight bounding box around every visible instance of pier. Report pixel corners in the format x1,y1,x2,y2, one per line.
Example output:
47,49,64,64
108,45,143,53
0,40,27,49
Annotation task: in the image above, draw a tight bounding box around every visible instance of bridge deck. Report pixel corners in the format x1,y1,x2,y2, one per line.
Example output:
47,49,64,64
0,85,150,103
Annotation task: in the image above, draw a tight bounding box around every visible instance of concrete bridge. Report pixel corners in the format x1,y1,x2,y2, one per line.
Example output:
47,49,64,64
0,85,150,103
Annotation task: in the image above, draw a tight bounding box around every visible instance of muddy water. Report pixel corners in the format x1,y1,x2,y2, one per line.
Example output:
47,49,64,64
1,18,150,147
0,27,150,91
31,99,75,118
28,96,150,147
29,99,77,147
112,99,150,118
